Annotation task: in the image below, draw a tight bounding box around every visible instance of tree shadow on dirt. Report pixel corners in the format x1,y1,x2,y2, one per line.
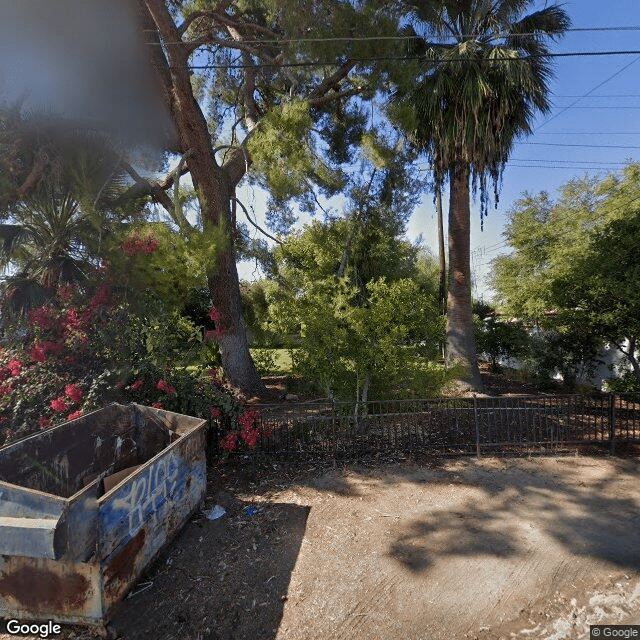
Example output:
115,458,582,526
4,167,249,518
105,486,310,640
233,452,640,576
378,456,640,574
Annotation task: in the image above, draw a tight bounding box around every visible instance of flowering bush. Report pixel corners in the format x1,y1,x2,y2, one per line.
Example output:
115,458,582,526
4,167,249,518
0,280,248,448
121,228,160,257
217,408,272,454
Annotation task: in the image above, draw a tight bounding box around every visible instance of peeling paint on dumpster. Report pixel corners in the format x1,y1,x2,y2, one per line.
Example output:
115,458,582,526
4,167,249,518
0,403,206,628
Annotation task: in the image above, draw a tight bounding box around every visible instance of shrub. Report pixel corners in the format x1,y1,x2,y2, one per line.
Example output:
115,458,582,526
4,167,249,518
0,280,249,448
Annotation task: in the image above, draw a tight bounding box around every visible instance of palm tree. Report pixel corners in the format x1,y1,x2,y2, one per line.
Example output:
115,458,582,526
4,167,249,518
393,0,570,389
0,129,135,317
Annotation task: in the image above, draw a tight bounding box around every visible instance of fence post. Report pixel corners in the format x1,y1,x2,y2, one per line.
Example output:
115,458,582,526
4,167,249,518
609,393,616,455
474,395,481,458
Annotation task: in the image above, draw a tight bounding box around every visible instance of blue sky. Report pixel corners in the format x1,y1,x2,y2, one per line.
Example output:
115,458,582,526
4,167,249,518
235,1,640,299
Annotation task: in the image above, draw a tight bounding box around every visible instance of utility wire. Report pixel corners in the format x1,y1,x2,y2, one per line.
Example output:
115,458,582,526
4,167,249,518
522,142,640,149
148,25,640,47
535,55,640,131
187,50,640,70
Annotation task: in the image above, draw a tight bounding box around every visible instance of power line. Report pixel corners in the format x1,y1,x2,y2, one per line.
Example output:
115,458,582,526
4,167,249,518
550,106,640,109
149,25,640,48
187,49,640,70
553,94,640,98
508,164,629,170
534,132,640,135
521,142,640,149
510,158,629,165
535,55,640,131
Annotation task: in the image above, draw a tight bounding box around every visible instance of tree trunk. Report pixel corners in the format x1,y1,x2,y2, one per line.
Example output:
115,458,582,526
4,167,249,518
446,162,482,391
436,184,446,314
142,0,266,397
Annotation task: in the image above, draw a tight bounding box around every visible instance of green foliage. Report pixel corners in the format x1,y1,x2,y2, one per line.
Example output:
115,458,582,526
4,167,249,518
0,281,242,447
522,330,602,391
250,348,277,375
474,306,530,373
493,163,640,387
247,102,317,200
271,274,445,401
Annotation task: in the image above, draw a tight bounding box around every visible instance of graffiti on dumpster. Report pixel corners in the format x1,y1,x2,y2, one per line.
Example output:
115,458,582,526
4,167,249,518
118,454,179,537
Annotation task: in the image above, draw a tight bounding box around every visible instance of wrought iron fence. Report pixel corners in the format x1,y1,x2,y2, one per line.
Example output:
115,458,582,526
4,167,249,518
236,393,640,459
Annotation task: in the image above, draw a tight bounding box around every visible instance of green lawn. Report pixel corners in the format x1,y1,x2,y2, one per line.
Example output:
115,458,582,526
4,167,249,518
250,347,295,374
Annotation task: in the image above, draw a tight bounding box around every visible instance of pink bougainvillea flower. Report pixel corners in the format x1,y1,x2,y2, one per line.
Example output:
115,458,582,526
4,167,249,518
38,417,51,429
220,432,238,452
130,379,144,391
208,307,222,323
152,402,162,409
64,383,83,404
67,410,83,421
0,383,13,396
240,426,259,447
42,340,63,354
211,407,221,419
50,397,69,412
29,306,53,330
156,379,176,394
31,344,47,362
238,410,259,430
7,359,22,376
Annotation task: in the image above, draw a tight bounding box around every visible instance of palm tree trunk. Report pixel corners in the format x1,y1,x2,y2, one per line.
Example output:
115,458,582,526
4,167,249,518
446,162,482,391
436,184,446,314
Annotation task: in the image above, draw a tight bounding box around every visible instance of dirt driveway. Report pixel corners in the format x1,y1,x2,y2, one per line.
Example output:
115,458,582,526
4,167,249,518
2,454,640,640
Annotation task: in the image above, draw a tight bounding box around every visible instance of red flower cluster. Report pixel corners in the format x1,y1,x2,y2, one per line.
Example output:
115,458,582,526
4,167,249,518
208,307,221,323
6,360,21,377
64,384,83,404
130,379,144,391
152,402,162,409
30,341,62,363
83,284,110,323
211,407,221,419
29,307,54,330
122,229,159,257
50,397,69,413
67,410,83,421
220,432,238,451
0,383,13,396
38,417,51,429
239,410,261,447
156,379,176,394
238,410,259,430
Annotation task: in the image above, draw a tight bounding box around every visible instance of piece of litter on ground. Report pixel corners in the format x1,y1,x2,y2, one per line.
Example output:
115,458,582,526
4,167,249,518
126,581,153,598
246,506,257,517
206,505,226,520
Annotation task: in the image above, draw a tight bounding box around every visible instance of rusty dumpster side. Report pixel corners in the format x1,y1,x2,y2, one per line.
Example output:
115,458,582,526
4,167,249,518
0,403,207,627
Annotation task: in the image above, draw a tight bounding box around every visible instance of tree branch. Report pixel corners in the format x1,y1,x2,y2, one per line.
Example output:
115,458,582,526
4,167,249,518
309,59,357,101
309,86,364,108
117,162,174,212
231,197,283,245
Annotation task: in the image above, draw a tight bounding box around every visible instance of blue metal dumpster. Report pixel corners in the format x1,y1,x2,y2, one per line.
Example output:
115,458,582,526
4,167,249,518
0,403,206,629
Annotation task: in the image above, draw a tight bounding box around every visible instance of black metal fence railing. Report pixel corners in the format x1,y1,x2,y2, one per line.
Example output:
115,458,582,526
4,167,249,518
234,393,640,459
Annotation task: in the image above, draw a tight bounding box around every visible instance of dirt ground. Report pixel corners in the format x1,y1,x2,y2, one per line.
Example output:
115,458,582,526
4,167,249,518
2,451,640,640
